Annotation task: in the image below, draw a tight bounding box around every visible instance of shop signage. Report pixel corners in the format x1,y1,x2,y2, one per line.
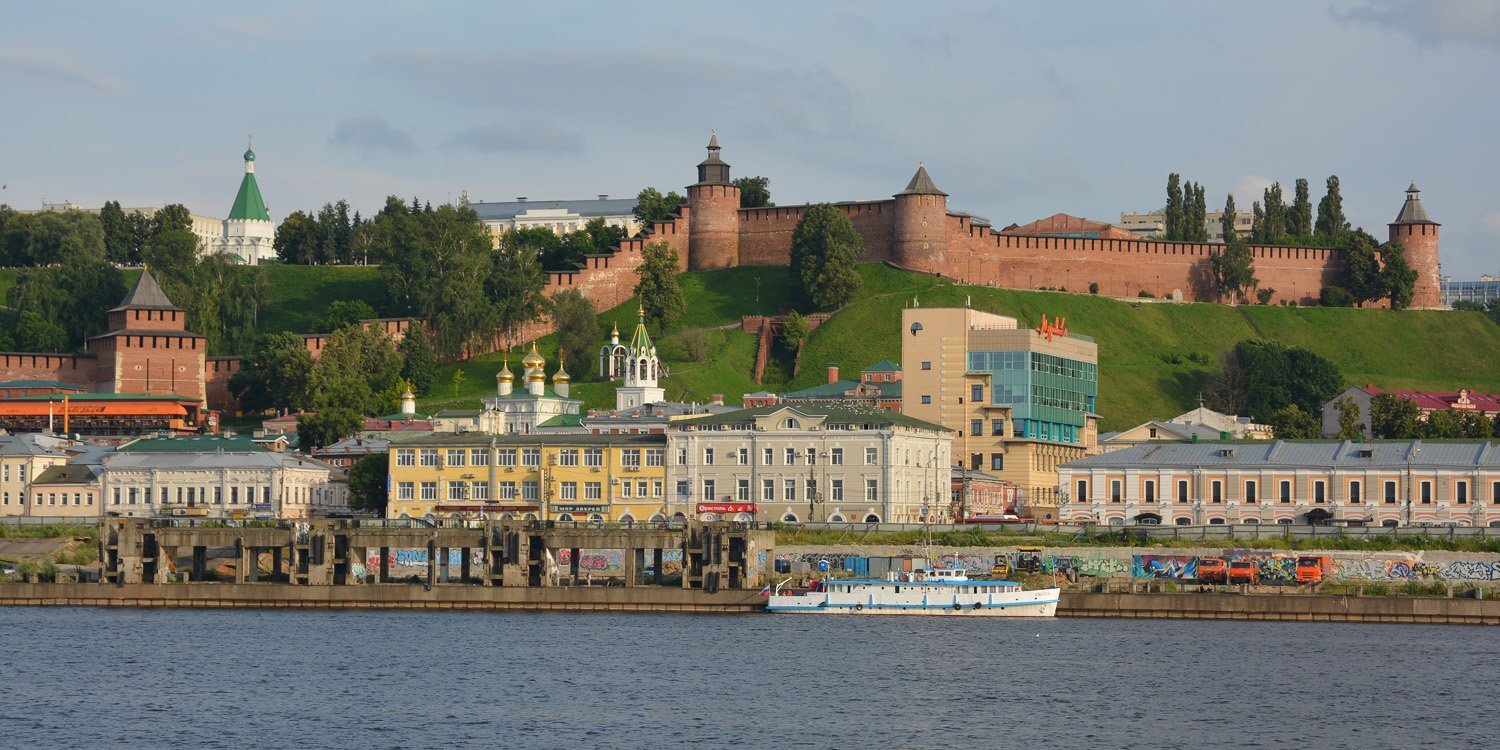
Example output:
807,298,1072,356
696,503,757,514
553,504,608,513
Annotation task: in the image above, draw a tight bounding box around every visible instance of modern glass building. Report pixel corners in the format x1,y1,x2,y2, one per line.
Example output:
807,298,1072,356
968,341,1098,446
1442,277,1500,309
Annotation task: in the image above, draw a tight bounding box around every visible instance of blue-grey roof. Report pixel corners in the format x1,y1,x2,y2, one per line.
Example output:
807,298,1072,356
1064,440,1500,471
467,197,637,222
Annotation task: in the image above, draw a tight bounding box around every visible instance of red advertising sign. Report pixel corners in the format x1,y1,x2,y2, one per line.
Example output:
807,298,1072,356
696,503,757,514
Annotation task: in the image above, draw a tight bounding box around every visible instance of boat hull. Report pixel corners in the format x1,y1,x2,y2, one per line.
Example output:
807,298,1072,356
767,587,1059,617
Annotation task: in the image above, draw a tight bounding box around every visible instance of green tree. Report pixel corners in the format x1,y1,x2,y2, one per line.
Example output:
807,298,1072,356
230,332,316,414
487,233,548,345
1220,194,1238,243
1164,173,1183,240
549,289,602,380
789,203,863,311
1290,178,1313,238
1380,243,1418,309
312,324,403,415
13,311,67,352
733,176,773,209
297,408,363,452
1256,183,1286,244
99,200,136,264
319,299,378,333
450,369,466,399
376,203,494,358
152,204,192,237
1422,409,1461,439
398,330,438,397
347,453,390,514
275,210,318,264
1341,229,1384,305
1269,404,1321,439
634,242,686,331
1208,238,1257,303
1320,286,1354,307
142,229,201,285
780,310,810,351
1191,182,1208,241
1213,339,1342,423
1457,410,1492,439
633,187,686,230
1334,395,1362,439
1315,175,1348,243
1370,393,1422,439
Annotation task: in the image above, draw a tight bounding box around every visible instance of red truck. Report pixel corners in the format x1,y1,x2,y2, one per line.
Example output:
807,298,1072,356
1197,557,1228,584
1296,555,1333,584
1227,560,1258,584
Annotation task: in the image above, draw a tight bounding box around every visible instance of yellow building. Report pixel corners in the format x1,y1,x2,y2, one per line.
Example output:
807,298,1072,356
387,433,669,523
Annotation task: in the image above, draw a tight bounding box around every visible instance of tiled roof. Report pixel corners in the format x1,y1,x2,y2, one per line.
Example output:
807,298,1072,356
897,164,947,197
1360,386,1500,412
119,435,266,453
110,270,180,312
387,432,667,447
32,464,100,485
1392,183,1437,225
862,359,901,373
0,380,89,391
681,404,949,433
1063,440,1500,471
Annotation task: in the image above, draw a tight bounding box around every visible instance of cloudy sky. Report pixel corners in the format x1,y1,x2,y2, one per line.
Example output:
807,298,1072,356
2,1,1497,276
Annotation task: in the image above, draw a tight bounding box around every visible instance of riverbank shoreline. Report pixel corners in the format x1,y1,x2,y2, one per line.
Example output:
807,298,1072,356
5,583,1499,624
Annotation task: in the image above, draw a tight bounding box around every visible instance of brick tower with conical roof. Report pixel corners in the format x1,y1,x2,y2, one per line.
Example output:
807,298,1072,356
87,270,207,400
686,130,741,271
1387,182,1441,309
892,163,949,272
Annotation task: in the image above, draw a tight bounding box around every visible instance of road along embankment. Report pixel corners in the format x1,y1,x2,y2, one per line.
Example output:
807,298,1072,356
0,582,765,613
1060,591,1500,625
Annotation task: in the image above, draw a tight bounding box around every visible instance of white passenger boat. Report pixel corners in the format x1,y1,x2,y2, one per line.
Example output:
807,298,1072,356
766,567,1059,617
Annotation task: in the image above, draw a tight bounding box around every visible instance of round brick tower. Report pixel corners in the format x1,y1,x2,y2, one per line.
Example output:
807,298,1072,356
892,163,949,272
1387,182,1441,309
686,130,741,271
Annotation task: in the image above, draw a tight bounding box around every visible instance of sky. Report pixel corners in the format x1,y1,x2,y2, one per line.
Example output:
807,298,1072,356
2,1,1498,277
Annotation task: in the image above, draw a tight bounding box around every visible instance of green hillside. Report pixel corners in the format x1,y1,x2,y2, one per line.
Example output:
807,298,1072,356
423,264,1500,431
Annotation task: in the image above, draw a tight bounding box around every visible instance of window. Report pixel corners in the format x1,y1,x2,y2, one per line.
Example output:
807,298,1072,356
970,419,983,437
765,447,775,466
971,384,983,402
1111,481,1122,503
1386,481,1397,504
522,449,540,467
522,482,539,500
992,419,1005,436
420,449,439,467
585,482,602,500
419,482,438,501
112,488,120,505
558,449,579,467
1076,480,1088,501
1144,480,1156,503
1349,480,1362,504
921,361,932,370
560,482,578,500
784,479,797,501
991,454,1004,471
1211,481,1222,503
865,478,878,502
785,448,797,465
970,453,981,470
498,449,517,467
782,418,801,430
737,479,750,501
677,449,688,465
1280,480,1291,504
446,449,466,467
831,448,844,465
865,447,878,465
921,395,932,404
448,483,466,501
652,480,663,497
1245,480,1258,504
1421,481,1432,504
584,448,603,468
1456,481,1469,505
1314,481,1326,504
763,479,775,501
215,487,223,505
703,448,714,466
806,448,816,465
646,449,665,467
737,448,749,466
675,480,689,498
702,479,716,500
1492,481,1500,504
806,479,816,500
831,479,844,501
471,448,490,466
1177,480,1189,503
622,449,642,468
396,449,415,467
622,481,633,498
498,482,516,499
472,482,488,500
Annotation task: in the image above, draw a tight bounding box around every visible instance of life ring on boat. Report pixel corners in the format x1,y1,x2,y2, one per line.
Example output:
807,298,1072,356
915,572,927,582
898,573,910,582
952,602,962,611
854,604,864,611
973,602,984,610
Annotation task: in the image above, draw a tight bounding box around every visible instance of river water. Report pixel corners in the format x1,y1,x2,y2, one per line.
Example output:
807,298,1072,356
0,607,1493,749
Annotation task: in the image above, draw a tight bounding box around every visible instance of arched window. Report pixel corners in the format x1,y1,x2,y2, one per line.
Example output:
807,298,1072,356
1208,517,1226,525
828,514,845,523
1174,517,1191,526
588,513,604,523
558,514,574,522
619,514,636,524
671,512,686,522
781,513,800,523
783,418,801,430
864,514,881,523
523,512,538,521
649,513,667,523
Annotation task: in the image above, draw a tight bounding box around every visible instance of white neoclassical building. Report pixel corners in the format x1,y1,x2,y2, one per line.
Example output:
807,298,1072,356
99,439,347,519
664,404,954,524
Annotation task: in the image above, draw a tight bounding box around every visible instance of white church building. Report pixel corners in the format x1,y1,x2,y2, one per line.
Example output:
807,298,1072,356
219,138,275,264
600,308,666,411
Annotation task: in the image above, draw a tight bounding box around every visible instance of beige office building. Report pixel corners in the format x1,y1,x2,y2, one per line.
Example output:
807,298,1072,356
901,307,1099,521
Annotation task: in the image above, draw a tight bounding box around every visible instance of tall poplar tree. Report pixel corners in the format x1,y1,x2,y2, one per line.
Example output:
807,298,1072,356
1315,175,1348,243
1221,194,1238,243
1291,178,1313,238
1165,173,1183,241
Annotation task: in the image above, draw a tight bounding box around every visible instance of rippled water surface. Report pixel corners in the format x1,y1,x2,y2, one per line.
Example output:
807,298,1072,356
0,607,1495,749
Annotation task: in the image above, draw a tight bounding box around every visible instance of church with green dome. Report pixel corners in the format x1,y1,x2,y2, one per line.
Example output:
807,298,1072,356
220,136,275,264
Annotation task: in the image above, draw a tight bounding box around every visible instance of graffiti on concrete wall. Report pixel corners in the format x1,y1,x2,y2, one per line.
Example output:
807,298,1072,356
1133,555,1198,579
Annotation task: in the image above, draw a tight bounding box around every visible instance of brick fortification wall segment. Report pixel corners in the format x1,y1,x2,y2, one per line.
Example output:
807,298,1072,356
737,201,897,266
1391,223,1441,309
687,183,741,271
0,353,96,389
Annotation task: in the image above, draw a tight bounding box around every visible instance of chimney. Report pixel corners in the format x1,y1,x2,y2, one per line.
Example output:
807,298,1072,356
711,394,724,406
827,363,839,384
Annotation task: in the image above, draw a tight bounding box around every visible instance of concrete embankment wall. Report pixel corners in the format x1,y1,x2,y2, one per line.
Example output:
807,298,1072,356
0,583,764,613
1062,591,1500,625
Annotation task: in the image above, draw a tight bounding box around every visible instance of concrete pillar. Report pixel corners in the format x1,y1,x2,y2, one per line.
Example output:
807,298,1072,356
624,547,639,587
271,547,283,581
653,549,664,586
426,540,437,590
569,547,581,585
461,548,472,584
191,546,206,582
249,548,260,583
379,547,391,583
235,539,248,584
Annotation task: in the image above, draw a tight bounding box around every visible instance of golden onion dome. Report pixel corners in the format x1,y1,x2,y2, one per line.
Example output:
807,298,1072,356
522,343,545,368
496,359,513,382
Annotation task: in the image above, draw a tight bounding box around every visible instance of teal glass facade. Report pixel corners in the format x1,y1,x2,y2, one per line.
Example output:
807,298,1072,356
969,349,1097,445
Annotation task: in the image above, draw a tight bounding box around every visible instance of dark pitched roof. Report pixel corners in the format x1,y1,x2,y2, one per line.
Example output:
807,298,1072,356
32,464,100,485
1392,183,1438,225
110,270,181,312
862,359,901,373
896,164,947,197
